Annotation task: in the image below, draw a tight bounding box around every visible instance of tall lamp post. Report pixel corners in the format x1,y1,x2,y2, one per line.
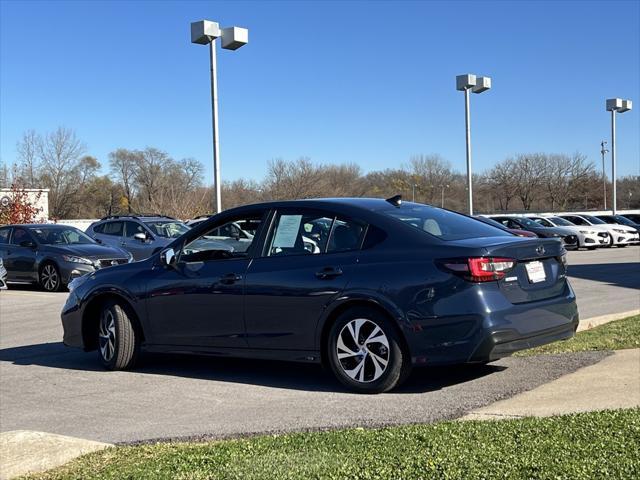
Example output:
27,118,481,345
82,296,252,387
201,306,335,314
440,184,450,208
456,74,491,215
600,141,609,209
191,20,248,213
605,98,632,215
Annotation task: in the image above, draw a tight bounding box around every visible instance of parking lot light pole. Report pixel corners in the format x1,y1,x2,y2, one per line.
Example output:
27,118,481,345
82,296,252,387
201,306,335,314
191,20,248,213
600,141,608,209
606,98,632,215
456,74,491,216
440,184,450,208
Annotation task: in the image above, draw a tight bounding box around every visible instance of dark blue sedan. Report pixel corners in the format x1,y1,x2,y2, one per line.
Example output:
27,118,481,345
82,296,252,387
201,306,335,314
61,198,578,393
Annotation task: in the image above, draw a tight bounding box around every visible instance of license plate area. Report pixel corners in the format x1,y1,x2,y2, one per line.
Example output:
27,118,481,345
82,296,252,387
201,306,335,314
525,260,546,283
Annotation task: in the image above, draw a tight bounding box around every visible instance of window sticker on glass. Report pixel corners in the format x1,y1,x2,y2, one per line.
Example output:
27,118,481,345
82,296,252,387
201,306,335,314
272,215,302,248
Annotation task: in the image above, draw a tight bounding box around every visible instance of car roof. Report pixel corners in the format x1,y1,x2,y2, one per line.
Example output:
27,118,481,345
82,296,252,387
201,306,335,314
1,224,76,229
97,216,177,223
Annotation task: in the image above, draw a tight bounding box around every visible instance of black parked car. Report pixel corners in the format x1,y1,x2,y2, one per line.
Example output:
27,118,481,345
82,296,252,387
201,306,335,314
490,216,578,248
620,213,640,224
61,198,578,393
0,224,132,291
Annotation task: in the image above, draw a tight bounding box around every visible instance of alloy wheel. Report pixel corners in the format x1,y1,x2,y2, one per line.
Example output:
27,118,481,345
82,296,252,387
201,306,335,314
99,311,116,362
336,318,390,383
41,264,59,291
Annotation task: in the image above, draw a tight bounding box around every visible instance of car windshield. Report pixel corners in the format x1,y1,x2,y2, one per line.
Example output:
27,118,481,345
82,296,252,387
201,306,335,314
29,226,95,245
613,215,636,226
550,217,574,226
514,217,539,228
581,215,606,225
144,221,190,238
376,203,511,241
531,217,553,227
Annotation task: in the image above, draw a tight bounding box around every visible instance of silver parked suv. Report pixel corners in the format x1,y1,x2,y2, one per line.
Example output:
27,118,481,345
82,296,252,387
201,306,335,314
87,215,191,261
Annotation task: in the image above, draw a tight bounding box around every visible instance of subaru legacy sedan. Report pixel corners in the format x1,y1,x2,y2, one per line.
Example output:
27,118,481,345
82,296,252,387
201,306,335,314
61,198,578,393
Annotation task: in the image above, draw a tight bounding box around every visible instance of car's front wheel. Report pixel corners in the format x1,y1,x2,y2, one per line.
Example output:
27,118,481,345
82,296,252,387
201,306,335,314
327,307,411,393
98,301,139,370
39,262,63,292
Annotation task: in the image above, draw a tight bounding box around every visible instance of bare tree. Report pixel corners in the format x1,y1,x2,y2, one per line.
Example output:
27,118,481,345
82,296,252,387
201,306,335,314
16,130,41,188
486,158,519,211
134,147,172,211
406,154,454,204
37,127,86,218
512,153,547,210
263,157,324,200
109,149,140,213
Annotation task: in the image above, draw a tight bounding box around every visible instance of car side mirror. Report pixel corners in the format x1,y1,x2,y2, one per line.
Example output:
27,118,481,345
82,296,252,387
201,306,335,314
19,240,35,248
231,231,240,241
160,248,176,268
133,232,147,242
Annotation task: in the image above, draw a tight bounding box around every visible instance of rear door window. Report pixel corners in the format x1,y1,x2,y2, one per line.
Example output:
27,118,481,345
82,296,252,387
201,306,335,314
327,218,366,253
10,228,32,245
101,221,123,236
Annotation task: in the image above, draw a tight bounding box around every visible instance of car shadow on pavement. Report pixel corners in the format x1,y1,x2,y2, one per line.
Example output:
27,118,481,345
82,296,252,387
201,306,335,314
568,262,640,289
0,342,504,394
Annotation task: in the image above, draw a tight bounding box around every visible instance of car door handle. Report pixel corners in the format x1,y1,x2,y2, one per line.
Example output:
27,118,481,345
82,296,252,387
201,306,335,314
219,273,243,285
315,267,343,279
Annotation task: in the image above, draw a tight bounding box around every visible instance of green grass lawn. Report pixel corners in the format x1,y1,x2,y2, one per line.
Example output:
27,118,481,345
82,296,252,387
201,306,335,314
516,314,640,356
24,409,640,480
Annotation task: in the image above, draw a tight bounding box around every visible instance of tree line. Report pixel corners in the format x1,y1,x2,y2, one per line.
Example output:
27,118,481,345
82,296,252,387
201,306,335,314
1,127,638,220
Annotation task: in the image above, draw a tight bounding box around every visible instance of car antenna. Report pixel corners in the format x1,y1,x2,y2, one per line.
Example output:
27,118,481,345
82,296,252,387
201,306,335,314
385,194,402,207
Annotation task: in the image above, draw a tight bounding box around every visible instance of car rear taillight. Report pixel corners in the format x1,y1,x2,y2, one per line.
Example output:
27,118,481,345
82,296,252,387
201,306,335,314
441,257,516,282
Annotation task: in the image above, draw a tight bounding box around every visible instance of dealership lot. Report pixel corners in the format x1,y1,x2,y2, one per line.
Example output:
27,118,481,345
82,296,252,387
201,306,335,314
0,247,637,444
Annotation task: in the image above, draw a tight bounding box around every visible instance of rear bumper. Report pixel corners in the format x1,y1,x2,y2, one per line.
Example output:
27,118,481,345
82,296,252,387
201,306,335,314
405,282,579,366
468,317,578,362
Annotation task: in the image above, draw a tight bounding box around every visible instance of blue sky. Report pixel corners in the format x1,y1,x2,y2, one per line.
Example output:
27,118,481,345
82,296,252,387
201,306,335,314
1,0,639,184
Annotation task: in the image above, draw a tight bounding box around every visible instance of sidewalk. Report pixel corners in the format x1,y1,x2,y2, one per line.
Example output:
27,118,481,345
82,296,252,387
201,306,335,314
462,348,640,420
0,431,111,480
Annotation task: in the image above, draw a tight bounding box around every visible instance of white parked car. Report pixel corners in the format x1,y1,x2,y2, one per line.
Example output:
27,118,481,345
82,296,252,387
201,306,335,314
558,214,639,247
529,216,610,250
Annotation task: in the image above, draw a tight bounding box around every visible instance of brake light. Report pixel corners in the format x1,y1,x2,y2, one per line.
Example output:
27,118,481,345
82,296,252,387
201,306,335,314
441,257,516,282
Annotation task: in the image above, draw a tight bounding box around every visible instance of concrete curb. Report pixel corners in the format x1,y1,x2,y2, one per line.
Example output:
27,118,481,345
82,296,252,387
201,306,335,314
577,309,640,332
460,349,640,421
0,431,112,480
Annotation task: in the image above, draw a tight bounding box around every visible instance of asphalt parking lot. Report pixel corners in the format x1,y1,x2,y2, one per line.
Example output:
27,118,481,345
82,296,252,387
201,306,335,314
0,247,638,444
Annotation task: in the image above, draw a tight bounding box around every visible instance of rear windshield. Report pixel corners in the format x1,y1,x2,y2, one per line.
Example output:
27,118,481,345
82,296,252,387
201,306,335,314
376,203,511,241
550,216,574,226
581,215,606,225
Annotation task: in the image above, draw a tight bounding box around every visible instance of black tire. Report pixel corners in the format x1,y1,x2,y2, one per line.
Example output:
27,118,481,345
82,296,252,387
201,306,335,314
327,307,411,394
98,301,139,370
606,233,614,248
39,262,63,292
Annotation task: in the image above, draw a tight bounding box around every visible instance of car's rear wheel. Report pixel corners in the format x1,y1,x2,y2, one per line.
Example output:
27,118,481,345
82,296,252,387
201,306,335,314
39,262,62,292
98,301,139,370
327,307,411,393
